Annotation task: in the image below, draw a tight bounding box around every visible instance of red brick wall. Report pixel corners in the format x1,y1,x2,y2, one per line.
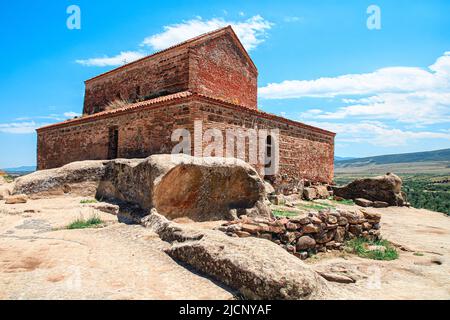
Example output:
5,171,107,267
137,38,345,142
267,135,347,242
189,33,258,109
194,101,334,187
82,30,258,115
83,49,190,115
38,102,194,169
38,98,334,189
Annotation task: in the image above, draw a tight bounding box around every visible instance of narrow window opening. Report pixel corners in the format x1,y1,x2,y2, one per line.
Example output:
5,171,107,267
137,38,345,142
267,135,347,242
108,127,119,159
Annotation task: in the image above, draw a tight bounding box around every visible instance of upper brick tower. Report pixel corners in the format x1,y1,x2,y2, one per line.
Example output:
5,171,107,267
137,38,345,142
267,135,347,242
83,26,258,115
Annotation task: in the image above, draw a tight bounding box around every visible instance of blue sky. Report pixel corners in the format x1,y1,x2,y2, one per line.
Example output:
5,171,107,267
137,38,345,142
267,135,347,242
1,0,450,168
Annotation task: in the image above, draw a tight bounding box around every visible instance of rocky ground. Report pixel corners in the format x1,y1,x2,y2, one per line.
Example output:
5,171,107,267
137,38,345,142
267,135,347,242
307,204,450,299
0,195,449,300
0,197,234,300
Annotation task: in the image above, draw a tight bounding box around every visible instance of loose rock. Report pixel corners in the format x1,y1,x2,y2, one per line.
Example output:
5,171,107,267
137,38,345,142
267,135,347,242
354,198,373,207
5,194,27,204
296,236,316,250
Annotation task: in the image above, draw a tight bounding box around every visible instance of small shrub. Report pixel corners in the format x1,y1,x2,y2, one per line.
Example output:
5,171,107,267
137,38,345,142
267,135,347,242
345,237,399,261
105,99,129,111
413,252,424,256
80,199,98,204
2,175,14,183
67,214,103,230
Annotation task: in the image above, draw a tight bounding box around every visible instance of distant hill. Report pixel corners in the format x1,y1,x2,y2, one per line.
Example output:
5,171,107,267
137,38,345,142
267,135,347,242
1,166,36,174
335,156,356,161
335,148,450,167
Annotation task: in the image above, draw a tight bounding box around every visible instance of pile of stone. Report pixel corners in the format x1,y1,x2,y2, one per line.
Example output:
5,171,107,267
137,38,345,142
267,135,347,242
218,209,381,259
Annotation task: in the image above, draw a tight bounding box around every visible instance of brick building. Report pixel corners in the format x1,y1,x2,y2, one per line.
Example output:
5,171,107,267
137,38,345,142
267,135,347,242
37,26,335,191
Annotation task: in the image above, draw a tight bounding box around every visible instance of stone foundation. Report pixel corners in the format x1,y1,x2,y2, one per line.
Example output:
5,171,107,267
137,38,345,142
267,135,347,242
218,209,381,259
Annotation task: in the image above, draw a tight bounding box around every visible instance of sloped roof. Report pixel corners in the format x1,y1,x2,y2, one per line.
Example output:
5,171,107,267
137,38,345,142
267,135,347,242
37,91,335,137
37,91,193,131
85,26,257,83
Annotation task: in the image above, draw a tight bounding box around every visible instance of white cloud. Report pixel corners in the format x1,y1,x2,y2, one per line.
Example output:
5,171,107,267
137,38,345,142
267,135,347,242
304,120,450,147
75,51,147,67
76,15,272,68
63,111,81,118
262,52,450,125
300,91,450,124
284,16,302,23
260,64,446,99
141,15,273,52
0,121,46,134
1,112,79,134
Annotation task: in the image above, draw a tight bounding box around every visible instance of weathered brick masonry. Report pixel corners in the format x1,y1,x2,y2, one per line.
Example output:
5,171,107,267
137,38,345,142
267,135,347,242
83,26,257,115
37,26,335,190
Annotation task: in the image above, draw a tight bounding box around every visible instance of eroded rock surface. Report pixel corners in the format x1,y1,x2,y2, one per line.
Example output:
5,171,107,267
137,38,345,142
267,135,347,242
143,210,329,300
14,160,108,197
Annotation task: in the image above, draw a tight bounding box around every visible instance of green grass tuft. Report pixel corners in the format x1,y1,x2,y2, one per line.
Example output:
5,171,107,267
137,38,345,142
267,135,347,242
413,252,424,256
80,199,98,204
345,237,399,261
334,198,355,206
272,209,299,217
67,214,103,230
296,202,335,211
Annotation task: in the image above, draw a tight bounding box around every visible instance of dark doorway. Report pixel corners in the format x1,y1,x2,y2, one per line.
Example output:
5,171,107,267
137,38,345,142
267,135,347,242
108,127,119,159
264,135,273,178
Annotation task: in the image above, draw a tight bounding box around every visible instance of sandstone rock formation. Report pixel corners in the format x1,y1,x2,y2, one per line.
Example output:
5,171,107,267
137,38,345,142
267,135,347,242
13,155,270,221
13,160,108,197
143,210,329,300
332,173,406,206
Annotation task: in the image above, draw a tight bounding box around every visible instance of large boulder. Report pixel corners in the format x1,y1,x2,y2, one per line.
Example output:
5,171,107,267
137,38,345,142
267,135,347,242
13,160,108,197
13,155,270,221
332,173,406,206
143,211,329,300
98,155,270,221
